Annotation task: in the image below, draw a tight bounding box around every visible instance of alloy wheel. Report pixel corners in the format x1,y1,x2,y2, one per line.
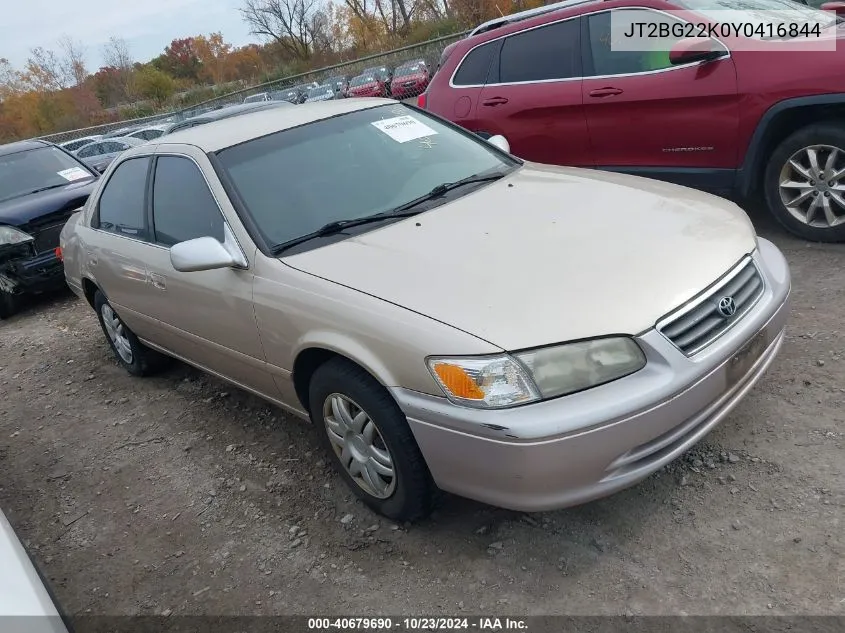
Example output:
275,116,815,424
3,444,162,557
322,393,396,499
101,304,133,364
778,144,845,228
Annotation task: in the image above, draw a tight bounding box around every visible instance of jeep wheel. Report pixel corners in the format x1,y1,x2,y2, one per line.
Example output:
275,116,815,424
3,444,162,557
764,124,845,242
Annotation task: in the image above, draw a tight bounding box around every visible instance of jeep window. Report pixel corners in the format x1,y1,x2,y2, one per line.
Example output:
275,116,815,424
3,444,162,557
0,146,95,203
453,42,498,86
95,157,150,240
673,0,835,30
152,156,224,247
498,19,581,83
587,10,683,76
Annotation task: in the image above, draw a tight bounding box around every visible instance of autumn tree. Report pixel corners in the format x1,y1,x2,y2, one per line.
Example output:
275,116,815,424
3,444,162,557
58,36,88,86
157,37,202,80
226,44,267,83
22,47,67,92
101,36,136,102
241,0,320,61
194,33,234,84
135,65,176,107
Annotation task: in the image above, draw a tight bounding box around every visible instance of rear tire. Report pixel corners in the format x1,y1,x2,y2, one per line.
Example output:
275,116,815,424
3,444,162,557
763,123,845,242
93,290,169,376
309,358,437,522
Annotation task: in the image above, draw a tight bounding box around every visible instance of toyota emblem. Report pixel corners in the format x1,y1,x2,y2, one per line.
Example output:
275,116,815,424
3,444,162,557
717,296,737,318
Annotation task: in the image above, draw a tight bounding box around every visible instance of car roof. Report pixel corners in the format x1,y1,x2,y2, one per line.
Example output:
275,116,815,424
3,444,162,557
147,98,389,152
132,125,168,132
91,137,144,147
468,0,599,35
0,139,50,156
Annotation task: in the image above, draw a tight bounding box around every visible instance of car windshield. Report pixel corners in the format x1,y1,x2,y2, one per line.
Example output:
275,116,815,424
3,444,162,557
673,0,835,30
351,75,375,87
395,63,424,77
0,146,94,203
214,104,516,250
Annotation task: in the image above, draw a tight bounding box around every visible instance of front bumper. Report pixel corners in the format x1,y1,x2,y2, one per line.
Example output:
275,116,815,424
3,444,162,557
0,249,65,296
391,238,791,512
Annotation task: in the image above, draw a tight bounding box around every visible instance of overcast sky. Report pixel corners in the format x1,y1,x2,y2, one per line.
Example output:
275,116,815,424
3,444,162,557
1,0,258,72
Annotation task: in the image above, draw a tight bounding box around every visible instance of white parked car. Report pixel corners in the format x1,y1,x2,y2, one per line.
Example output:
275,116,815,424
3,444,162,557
0,508,68,632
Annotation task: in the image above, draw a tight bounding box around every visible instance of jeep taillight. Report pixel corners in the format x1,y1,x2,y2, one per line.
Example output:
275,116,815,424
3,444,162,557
417,93,427,109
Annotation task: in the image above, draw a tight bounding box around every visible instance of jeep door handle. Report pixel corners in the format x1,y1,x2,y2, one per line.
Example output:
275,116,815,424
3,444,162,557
589,87,623,98
482,97,509,106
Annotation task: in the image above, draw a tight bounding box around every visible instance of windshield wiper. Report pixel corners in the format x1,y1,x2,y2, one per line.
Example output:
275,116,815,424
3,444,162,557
389,171,507,215
0,183,72,203
272,209,425,255
271,171,507,255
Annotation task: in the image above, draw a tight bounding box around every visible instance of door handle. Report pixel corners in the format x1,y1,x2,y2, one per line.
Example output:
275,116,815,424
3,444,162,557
589,87,623,98
482,97,509,106
149,272,166,290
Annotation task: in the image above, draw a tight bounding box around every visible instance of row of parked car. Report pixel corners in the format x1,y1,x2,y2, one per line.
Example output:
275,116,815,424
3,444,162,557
53,59,434,175
242,59,432,106
56,100,297,173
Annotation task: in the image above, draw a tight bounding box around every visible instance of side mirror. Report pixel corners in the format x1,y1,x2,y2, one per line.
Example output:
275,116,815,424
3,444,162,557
487,134,511,154
669,37,725,65
821,1,845,14
170,236,237,272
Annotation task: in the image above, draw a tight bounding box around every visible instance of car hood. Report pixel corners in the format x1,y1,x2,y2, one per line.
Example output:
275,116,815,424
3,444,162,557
284,164,757,351
0,179,96,227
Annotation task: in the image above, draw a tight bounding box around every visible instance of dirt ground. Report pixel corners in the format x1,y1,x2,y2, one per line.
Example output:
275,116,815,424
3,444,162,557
0,206,843,619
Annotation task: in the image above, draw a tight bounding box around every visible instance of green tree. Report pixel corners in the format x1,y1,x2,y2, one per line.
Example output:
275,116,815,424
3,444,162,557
134,65,176,107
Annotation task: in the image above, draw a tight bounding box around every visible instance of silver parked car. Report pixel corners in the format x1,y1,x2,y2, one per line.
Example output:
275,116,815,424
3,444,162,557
60,100,790,521
74,137,145,173
58,135,103,153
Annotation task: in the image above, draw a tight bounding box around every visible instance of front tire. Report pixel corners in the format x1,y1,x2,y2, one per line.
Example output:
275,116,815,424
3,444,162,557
93,290,168,376
309,358,437,522
764,124,845,242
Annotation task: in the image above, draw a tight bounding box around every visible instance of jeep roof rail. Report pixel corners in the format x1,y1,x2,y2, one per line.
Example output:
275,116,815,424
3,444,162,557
468,0,600,36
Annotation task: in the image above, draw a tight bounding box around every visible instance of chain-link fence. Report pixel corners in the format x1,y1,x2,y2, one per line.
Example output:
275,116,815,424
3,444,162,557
38,31,468,145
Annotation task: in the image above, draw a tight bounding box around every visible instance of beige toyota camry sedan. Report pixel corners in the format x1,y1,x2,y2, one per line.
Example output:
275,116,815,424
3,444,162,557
60,99,791,521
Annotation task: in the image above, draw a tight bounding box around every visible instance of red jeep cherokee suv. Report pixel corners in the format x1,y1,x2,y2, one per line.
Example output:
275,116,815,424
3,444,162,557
420,0,845,242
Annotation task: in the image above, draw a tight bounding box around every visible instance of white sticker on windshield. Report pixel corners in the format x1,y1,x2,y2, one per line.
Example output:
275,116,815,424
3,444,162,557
371,115,438,143
57,167,91,182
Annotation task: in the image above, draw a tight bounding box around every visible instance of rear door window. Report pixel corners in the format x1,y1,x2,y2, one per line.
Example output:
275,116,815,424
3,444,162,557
95,157,151,239
452,41,499,86
497,19,581,83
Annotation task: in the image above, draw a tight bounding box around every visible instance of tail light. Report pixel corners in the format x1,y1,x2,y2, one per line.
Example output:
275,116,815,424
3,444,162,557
55,246,63,262
417,93,427,109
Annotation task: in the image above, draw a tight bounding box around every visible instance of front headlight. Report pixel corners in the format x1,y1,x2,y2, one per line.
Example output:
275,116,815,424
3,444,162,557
427,337,646,409
515,337,646,399
0,225,34,246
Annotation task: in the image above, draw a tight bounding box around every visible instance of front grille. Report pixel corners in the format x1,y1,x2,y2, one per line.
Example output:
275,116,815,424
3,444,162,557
18,210,74,254
657,258,764,356
32,223,65,253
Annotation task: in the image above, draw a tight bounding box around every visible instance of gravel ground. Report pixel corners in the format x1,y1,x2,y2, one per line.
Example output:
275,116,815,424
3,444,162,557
0,207,843,619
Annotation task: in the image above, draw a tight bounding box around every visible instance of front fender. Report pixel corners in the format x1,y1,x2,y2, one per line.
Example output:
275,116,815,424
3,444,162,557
736,93,845,198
